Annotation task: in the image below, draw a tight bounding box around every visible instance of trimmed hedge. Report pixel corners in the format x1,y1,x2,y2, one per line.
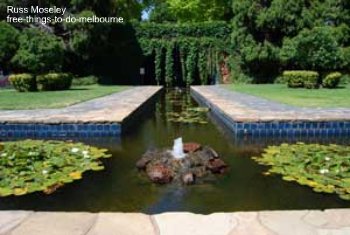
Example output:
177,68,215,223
282,71,319,89
9,74,36,92
72,75,98,86
134,21,231,40
37,73,72,91
322,72,342,88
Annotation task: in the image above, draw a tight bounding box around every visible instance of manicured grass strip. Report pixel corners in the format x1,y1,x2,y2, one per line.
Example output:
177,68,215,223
227,84,350,108
0,85,128,110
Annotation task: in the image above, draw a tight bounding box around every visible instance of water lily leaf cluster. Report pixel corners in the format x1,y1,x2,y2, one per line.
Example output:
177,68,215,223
165,90,209,124
0,140,111,197
167,107,209,124
253,142,350,200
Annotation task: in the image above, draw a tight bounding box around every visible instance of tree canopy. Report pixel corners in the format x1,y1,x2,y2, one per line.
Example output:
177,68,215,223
230,0,350,83
0,0,349,84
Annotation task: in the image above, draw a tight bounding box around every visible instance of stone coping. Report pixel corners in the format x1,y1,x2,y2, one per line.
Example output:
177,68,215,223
0,86,161,137
191,86,350,137
2,209,350,234
0,86,162,124
191,86,350,122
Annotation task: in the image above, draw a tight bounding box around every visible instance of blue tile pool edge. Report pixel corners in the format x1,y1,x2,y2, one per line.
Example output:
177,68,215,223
190,88,350,138
0,123,122,138
0,88,163,139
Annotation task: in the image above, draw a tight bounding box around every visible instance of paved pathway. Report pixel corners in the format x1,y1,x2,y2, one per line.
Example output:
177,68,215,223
191,86,350,122
2,209,350,235
0,86,162,124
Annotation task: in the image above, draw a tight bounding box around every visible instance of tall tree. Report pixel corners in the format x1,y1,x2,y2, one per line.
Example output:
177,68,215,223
152,0,232,22
231,0,350,83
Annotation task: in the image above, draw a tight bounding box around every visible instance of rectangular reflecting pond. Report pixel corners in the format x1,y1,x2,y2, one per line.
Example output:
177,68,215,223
1,89,350,214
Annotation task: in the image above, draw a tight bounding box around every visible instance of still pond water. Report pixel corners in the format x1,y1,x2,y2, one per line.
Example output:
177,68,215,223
1,89,350,214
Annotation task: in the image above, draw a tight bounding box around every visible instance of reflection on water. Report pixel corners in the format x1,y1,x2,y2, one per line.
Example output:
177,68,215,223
0,89,350,214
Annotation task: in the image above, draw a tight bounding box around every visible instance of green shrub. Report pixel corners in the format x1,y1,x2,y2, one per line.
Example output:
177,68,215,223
11,28,64,74
0,21,19,63
282,70,319,88
37,73,72,91
340,74,350,84
322,72,342,88
281,27,344,71
274,75,288,84
9,73,36,92
72,75,98,86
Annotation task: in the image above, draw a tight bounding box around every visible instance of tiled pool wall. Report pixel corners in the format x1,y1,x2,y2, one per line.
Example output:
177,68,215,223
0,88,161,139
121,88,160,133
0,123,121,138
191,89,350,138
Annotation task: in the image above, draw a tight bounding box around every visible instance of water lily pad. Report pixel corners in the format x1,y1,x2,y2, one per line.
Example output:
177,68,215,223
0,139,111,197
253,143,350,200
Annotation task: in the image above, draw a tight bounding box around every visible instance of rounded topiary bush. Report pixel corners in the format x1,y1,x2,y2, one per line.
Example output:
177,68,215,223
9,73,36,92
322,72,342,88
282,70,319,88
0,140,111,197
37,73,73,91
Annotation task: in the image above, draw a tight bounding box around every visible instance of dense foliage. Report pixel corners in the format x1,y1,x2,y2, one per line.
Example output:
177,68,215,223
1,0,349,84
0,0,144,84
0,22,19,70
323,72,342,88
281,27,344,72
0,140,111,197
9,73,36,92
161,0,232,22
253,143,350,200
72,75,99,86
135,22,232,86
12,28,64,74
231,0,350,83
37,73,73,91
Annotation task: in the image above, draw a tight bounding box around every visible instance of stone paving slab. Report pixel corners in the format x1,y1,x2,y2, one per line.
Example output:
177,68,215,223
87,213,156,235
0,211,32,235
191,86,350,122
2,210,350,235
0,86,162,124
154,212,235,235
9,212,96,235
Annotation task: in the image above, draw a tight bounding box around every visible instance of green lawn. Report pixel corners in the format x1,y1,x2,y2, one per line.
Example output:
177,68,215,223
0,85,128,110
227,84,350,108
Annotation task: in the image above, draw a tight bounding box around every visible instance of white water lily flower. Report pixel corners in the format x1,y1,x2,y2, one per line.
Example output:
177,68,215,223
325,157,331,161
42,170,48,174
1,153,7,157
71,148,79,153
319,169,329,174
28,152,36,156
82,150,89,155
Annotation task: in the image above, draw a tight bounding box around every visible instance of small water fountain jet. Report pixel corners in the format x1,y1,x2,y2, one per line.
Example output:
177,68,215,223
171,137,186,159
136,138,228,185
